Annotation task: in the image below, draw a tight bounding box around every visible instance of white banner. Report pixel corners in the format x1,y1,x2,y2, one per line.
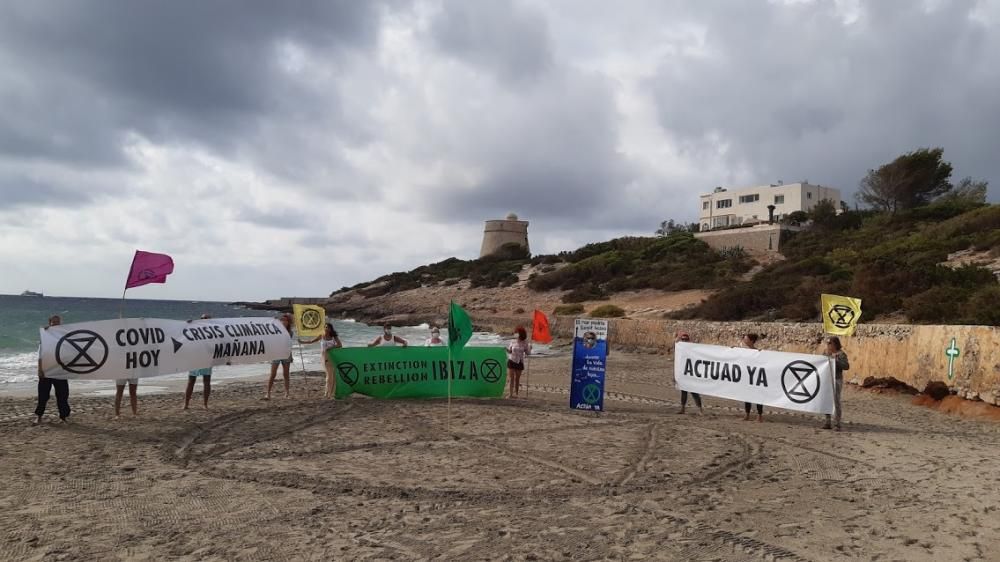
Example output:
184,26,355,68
39,317,292,380
674,342,834,414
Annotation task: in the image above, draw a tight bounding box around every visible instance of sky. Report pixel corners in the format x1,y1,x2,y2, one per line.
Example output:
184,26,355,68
2,0,999,301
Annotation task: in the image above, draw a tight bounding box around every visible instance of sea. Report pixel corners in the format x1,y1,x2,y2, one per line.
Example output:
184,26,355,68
0,294,525,396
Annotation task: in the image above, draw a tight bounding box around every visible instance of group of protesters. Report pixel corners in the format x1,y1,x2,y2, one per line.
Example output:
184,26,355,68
34,314,845,429
672,331,850,431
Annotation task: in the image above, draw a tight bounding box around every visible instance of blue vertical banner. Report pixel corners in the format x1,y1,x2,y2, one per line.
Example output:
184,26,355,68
569,319,608,411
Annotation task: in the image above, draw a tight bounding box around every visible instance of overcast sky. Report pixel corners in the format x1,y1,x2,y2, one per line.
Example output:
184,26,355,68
2,0,999,301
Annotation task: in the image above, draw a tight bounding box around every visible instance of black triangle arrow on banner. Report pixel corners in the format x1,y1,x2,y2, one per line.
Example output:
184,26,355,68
172,338,183,353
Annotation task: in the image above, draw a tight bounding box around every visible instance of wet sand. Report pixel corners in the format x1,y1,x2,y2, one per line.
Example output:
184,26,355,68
1,351,999,561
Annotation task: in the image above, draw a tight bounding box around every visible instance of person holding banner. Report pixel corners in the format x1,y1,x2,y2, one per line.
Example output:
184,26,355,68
300,323,343,399
741,333,764,422
424,327,445,347
506,326,531,398
185,314,214,410
34,315,70,425
823,336,850,431
113,378,139,419
368,324,408,347
674,332,704,415
265,315,295,400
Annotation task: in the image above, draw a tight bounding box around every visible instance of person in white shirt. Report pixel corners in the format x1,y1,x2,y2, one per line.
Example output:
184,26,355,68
300,323,343,399
506,326,531,398
369,324,408,347
425,327,445,347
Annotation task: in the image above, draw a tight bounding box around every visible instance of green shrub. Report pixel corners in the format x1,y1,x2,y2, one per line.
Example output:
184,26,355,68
553,304,585,315
590,304,626,318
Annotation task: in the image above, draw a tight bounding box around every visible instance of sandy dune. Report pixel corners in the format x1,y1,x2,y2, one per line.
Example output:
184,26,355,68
1,352,999,561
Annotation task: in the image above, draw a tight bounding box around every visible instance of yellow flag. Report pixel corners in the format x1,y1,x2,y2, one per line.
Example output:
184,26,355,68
292,304,326,337
821,294,862,336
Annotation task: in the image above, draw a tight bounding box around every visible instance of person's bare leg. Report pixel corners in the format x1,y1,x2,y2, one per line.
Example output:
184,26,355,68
203,376,211,409
514,371,521,396
507,368,515,398
114,384,125,419
266,363,278,399
324,361,335,399
282,364,290,398
184,377,196,410
128,383,138,416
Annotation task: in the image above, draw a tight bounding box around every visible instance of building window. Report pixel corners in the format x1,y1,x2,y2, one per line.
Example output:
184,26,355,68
807,192,812,199
716,199,732,209
702,201,710,210
738,194,760,204
774,195,784,204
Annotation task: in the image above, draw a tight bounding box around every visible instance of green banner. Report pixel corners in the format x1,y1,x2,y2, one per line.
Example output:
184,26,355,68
328,346,508,399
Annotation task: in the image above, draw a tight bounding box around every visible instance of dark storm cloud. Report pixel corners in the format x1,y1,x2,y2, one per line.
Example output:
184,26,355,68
648,0,1000,198
429,0,554,82
423,1,639,229
0,1,397,203
0,175,92,210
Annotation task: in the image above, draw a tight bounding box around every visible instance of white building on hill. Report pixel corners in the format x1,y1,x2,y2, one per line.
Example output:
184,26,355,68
698,182,841,231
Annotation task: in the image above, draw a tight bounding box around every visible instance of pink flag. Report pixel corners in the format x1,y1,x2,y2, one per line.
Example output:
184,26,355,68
125,250,174,289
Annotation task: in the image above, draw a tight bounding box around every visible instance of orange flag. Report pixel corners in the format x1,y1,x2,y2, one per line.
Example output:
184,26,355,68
532,309,553,343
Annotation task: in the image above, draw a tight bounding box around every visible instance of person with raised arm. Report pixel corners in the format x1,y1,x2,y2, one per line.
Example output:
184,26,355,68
368,324,408,347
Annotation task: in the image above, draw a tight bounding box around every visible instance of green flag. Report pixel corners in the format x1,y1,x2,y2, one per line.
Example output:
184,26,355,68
448,301,473,351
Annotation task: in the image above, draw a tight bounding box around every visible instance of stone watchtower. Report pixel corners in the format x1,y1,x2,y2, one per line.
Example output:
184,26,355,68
480,213,530,258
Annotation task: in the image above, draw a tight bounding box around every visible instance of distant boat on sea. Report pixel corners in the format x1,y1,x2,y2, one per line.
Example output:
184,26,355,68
20,290,43,297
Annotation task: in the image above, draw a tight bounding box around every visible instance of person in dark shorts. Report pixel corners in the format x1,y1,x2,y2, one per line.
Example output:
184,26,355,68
674,332,703,415
34,315,70,425
741,333,764,422
506,326,531,398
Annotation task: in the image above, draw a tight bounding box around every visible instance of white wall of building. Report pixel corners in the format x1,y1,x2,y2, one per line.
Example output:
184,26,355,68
698,182,841,231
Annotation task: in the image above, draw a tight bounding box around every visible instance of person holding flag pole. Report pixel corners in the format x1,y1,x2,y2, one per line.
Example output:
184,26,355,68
527,309,553,397
447,301,473,431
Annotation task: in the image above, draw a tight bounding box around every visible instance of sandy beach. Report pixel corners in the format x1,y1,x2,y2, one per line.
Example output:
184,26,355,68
2,351,999,561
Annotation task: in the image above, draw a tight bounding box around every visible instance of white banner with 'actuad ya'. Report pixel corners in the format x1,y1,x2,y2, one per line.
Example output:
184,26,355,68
39,317,292,380
674,342,835,415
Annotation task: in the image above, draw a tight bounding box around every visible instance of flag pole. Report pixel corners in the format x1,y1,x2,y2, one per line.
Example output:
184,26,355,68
447,344,453,433
120,288,127,319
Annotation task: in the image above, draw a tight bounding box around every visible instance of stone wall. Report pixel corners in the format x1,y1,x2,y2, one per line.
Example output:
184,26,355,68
477,316,1000,406
694,225,793,253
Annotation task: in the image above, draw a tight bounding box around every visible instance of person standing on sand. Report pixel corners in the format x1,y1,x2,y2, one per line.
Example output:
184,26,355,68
34,315,70,425
741,333,764,422
674,332,704,415
368,324,408,347
265,315,295,400
506,326,531,398
185,314,214,410
823,336,849,431
300,323,343,399
113,378,139,419
425,327,445,347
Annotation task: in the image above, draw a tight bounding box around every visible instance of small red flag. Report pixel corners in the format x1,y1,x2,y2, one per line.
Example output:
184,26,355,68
531,309,552,343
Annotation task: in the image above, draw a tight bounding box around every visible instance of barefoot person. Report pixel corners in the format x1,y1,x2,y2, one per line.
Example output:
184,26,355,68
113,378,138,419
741,333,764,422
34,315,70,424
506,326,531,398
185,314,214,410
300,323,343,399
265,314,294,400
674,332,704,415
368,324,408,347
823,336,849,431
